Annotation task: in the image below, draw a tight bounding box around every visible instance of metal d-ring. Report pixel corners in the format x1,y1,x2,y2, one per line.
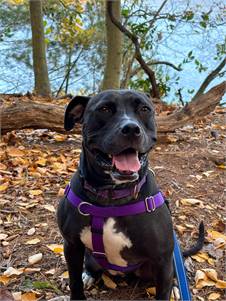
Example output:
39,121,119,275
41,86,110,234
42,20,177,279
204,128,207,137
145,196,156,212
77,202,91,216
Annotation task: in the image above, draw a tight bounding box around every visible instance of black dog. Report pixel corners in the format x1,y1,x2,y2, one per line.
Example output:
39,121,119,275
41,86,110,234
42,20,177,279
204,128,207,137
57,90,202,300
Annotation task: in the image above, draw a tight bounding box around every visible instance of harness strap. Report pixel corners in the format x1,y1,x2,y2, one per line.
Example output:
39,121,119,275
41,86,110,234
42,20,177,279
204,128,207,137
64,183,165,272
65,183,164,217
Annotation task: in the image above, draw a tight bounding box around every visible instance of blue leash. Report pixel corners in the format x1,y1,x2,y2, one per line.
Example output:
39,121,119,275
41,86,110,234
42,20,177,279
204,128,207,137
173,231,192,301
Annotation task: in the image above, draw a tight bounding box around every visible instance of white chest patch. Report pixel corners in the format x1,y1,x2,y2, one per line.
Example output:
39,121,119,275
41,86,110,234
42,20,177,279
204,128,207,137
80,218,132,270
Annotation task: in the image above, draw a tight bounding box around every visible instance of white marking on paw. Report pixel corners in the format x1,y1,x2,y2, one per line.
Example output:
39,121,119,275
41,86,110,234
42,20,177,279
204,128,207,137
82,271,95,289
80,218,132,271
171,285,180,301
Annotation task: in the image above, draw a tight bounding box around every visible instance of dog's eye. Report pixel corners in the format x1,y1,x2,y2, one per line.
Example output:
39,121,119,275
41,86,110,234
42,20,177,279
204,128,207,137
98,106,112,113
140,106,151,112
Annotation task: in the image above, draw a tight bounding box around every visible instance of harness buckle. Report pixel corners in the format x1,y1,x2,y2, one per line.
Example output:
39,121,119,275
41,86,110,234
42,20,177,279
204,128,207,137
78,202,92,216
145,196,156,212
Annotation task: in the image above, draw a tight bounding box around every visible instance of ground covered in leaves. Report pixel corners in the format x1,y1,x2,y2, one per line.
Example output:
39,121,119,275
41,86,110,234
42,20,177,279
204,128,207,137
0,96,225,301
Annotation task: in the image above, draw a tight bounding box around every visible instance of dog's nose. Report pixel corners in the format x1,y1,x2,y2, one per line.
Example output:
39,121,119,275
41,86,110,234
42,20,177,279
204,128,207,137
121,122,141,137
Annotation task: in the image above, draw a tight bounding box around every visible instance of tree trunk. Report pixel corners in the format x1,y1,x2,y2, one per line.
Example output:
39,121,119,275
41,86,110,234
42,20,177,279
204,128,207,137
1,82,225,135
29,0,51,96
102,0,122,90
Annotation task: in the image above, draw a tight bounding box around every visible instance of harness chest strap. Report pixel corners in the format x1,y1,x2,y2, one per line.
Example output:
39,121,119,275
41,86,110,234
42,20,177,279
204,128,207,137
64,183,165,272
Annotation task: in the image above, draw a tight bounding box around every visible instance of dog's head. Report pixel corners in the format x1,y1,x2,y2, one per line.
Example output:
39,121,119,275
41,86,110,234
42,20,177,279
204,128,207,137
64,90,157,183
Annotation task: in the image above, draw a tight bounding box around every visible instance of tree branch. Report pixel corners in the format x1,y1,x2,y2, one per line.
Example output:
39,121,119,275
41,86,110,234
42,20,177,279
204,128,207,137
107,1,160,98
192,58,226,101
130,60,182,79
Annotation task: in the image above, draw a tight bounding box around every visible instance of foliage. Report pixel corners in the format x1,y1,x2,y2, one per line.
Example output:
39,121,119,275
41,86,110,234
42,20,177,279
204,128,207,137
0,0,225,101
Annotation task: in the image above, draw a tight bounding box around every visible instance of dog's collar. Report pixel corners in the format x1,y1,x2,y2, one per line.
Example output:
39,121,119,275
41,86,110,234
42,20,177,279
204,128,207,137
83,175,147,200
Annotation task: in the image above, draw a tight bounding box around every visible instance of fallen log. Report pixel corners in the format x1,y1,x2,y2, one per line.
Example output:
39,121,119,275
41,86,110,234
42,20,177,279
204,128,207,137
0,81,225,135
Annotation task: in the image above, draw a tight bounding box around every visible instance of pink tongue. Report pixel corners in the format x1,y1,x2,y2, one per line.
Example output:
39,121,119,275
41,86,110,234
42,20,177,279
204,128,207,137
112,152,141,172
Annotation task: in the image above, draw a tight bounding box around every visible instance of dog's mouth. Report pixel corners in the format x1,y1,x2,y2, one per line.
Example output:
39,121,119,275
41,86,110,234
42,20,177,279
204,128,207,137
94,148,148,182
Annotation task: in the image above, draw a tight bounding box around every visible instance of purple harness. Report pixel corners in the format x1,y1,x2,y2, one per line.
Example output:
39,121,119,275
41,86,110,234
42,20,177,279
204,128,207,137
64,179,165,272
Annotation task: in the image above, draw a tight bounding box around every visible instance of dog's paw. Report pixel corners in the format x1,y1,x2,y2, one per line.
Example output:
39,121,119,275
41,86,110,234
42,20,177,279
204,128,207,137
82,271,95,289
171,285,180,301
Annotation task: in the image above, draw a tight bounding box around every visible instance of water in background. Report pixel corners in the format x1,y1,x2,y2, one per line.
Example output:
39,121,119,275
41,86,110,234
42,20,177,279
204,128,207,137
0,0,225,103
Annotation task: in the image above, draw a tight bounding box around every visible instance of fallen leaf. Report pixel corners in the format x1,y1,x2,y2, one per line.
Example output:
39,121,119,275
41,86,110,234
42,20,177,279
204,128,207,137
28,253,43,265
53,134,67,142
44,268,56,275
203,170,214,177
47,244,64,254
217,164,226,169
216,279,226,289
4,267,24,276
203,269,218,282
27,228,36,236
12,292,22,301
180,198,204,207
102,274,117,289
0,275,10,285
0,184,9,192
146,287,156,296
208,292,221,300
0,233,8,240
207,230,226,242
21,292,37,301
7,148,25,157
24,268,41,273
42,204,55,212
28,190,43,196
60,271,69,279
35,158,47,166
25,238,40,245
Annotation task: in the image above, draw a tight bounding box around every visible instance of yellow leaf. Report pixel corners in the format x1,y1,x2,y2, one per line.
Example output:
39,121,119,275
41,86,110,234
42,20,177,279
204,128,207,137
0,275,10,285
146,287,156,296
35,158,47,166
25,238,40,245
7,147,25,157
102,274,117,289
28,190,43,196
203,269,218,282
53,134,67,142
195,270,215,289
208,292,221,300
217,164,226,169
216,280,226,289
47,244,64,254
60,271,69,279
21,292,37,301
207,230,226,242
0,184,9,192
192,254,205,263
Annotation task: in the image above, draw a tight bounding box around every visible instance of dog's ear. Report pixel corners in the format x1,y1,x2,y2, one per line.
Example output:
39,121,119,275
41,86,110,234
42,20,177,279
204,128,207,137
64,96,90,131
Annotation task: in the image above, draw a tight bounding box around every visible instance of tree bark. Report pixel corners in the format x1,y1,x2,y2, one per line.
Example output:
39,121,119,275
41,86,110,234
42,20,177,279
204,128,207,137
1,82,225,135
102,0,123,90
29,0,51,96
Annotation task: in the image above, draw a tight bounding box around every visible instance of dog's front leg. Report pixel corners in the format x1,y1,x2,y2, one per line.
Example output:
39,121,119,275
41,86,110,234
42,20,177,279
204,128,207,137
64,240,86,300
155,258,174,300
